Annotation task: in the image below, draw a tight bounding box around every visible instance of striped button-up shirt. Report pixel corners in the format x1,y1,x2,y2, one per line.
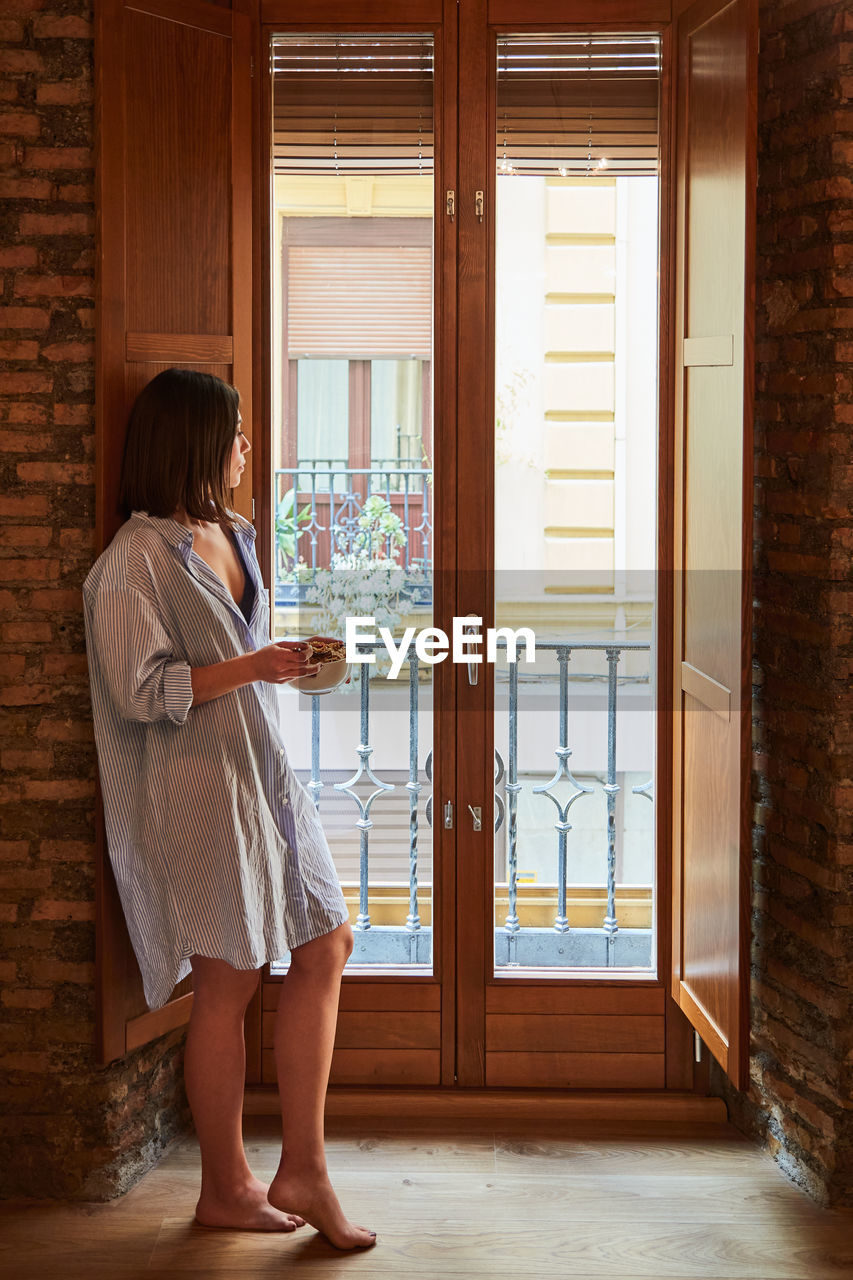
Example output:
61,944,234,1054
82,511,348,1010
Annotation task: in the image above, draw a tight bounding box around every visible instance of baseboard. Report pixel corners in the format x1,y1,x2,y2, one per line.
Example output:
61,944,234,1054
244,1086,727,1124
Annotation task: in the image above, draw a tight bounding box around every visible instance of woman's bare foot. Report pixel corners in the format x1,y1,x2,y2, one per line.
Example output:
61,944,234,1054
196,1175,307,1231
268,1166,376,1250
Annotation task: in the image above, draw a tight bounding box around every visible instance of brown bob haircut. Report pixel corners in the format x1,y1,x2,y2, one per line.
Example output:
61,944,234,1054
119,368,241,526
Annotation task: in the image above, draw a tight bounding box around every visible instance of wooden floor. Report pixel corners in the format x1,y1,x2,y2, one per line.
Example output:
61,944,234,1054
2,1115,852,1279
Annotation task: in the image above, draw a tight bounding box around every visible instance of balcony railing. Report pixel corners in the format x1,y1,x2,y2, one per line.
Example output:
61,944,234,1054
274,463,433,604
271,637,654,973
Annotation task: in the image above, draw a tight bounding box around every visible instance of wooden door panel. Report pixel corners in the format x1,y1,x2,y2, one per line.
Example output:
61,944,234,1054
124,10,232,335
487,1052,666,1089
262,1049,442,1086
487,1013,665,1053
95,0,253,1062
671,0,756,1090
485,984,665,1015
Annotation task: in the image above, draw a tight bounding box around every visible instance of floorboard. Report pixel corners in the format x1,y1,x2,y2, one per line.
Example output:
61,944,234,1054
0,1116,850,1279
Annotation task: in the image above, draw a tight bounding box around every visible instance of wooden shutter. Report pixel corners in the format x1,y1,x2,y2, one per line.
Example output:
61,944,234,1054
95,0,254,1063
671,0,757,1090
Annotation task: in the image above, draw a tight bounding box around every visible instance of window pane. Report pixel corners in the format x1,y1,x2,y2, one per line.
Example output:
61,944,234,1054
493,33,660,975
296,358,348,491
371,359,425,482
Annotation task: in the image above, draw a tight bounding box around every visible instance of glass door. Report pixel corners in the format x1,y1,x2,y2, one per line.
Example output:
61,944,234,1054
259,9,458,1088
454,7,672,1088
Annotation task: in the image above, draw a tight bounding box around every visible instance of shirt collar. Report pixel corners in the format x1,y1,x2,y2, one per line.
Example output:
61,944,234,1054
131,509,257,554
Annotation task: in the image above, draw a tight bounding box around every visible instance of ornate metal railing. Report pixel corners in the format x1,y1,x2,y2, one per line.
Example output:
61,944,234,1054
277,636,653,970
274,464,433,590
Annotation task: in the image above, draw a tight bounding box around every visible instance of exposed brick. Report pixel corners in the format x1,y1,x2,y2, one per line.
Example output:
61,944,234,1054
30,960,94,985
0,433,53,456
0,558,60,581
39,839,92,863
1,989,53,1010
40,340,93,363
0,176,52,199
0,111,41,137
22,147,92,172
30,899,95,923
0,306,49,330
14,274,93,298
0,494,49,517
16,462,92,485
1,749,51,769
32,14,92,38
0,246,37,268
17,213,93,237
0,51,44,76
36,82,93,107
0,340,39,361
2,371,52,393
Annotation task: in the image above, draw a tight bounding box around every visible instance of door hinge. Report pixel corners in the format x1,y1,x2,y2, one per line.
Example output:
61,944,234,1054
252,498,255,522
446,189,455,220
444,800,453,829
250,56,255,78
694,1030,703,1063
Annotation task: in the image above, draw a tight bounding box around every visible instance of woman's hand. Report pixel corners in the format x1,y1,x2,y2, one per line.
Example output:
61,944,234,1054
251,641,320,685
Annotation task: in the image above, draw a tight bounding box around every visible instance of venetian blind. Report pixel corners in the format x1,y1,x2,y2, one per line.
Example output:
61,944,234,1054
272,35,434,177
497,35,660,178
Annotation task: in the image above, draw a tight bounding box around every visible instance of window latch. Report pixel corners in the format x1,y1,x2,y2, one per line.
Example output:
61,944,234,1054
446,190,455,220
475,190,484,222
444,801,453,829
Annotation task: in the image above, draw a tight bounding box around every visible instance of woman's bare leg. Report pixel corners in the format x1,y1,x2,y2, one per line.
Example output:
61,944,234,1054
186,954,305,1231
268,922,376,1249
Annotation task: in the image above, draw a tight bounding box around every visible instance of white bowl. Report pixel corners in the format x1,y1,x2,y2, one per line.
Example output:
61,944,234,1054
290,659,351,695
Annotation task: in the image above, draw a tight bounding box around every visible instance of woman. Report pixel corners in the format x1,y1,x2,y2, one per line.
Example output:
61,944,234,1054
83,368,376,1250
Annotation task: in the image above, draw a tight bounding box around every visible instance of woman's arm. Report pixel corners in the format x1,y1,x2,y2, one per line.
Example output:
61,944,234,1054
190,642,319,707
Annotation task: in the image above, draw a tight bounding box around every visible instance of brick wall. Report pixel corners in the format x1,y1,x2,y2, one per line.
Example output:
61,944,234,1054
707,0,853,1209
0,0,189,1199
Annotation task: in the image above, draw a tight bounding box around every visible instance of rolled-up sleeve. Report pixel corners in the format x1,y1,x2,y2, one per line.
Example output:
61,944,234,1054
92,586,193,724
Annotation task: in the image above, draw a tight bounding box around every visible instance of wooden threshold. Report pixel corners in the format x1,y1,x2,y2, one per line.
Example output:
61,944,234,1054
244,1086,726,1124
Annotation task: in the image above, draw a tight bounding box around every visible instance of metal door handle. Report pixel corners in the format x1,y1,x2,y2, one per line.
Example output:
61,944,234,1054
462,614,480,686
468,804,482,831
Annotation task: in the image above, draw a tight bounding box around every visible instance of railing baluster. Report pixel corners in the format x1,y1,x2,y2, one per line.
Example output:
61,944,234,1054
556,648,569,931
532,644,593,935
333,639,395,933
309,692,323,810
504,655,520,959
403,471,411,573
406,639,422,956
603,646,621,961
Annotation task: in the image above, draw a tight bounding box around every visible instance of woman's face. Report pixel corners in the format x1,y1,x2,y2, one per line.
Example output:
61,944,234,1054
229,412,251,488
